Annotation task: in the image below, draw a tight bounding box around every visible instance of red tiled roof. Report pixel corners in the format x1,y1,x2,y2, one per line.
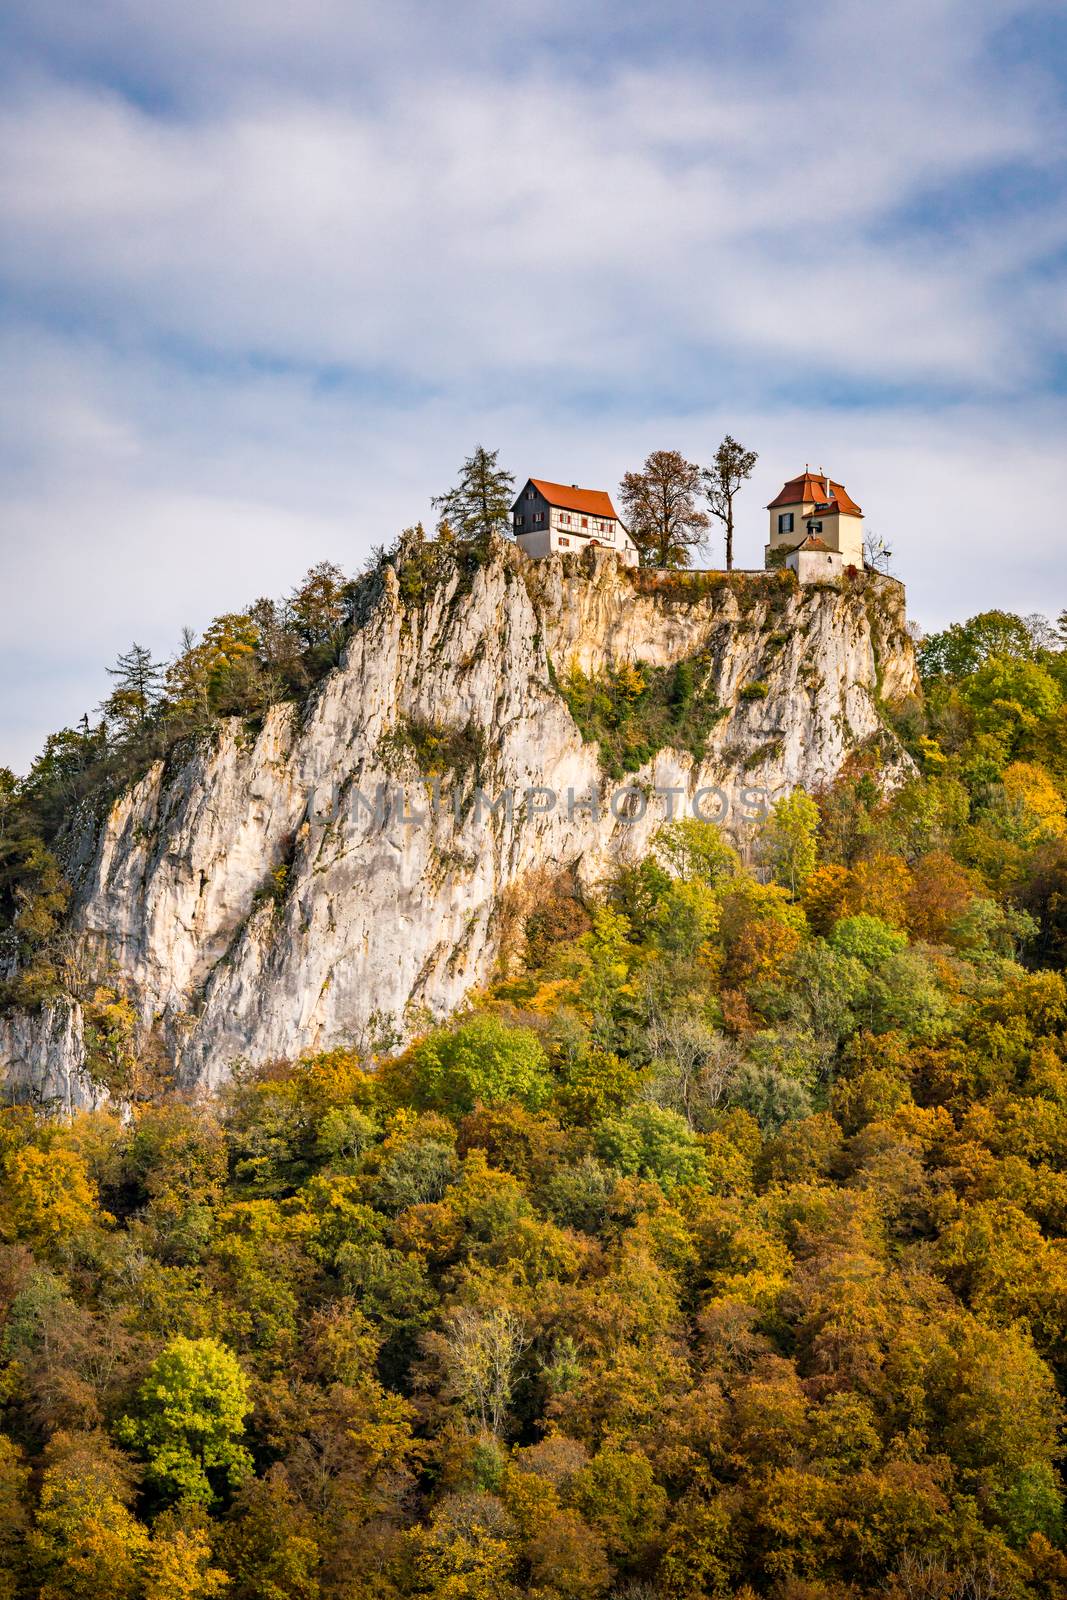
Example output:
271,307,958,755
767,471,862,515
798,534,831,551
524,478,619,520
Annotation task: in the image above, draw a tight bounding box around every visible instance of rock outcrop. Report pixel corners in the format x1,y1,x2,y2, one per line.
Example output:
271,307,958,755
0,538,918,1103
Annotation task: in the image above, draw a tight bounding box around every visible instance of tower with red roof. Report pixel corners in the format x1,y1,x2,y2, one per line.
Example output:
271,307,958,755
765,467,864,579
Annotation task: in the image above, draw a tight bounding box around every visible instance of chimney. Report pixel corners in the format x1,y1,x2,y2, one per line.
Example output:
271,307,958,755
824,475,830,501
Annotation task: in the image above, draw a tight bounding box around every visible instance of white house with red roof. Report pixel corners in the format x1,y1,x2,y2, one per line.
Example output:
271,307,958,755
765,467,864,581
512,478,639,567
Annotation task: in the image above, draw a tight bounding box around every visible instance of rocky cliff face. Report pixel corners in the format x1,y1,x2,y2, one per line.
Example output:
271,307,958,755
0,539,918,1104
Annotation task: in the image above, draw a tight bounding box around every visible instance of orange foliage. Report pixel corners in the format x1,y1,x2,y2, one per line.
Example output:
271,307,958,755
905,851,975,942
843,852,912,929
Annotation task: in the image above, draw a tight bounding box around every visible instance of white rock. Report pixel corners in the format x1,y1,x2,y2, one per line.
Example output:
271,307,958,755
0,540,918,1104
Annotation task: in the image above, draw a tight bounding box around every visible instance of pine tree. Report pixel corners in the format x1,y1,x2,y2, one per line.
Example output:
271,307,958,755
703,435,757,573
432,446,515,540
103,643,163,733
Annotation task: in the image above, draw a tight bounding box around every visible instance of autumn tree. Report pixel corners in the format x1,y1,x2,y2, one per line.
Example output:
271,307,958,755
432,445,515,539
618,450,710,568
438,1305,530,1438
120,1337,252,1505
29,1431,148,1600
758,788,820,896
703,434,757,572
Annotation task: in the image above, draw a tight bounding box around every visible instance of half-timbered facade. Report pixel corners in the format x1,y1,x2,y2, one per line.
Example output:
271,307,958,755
512,478,639,566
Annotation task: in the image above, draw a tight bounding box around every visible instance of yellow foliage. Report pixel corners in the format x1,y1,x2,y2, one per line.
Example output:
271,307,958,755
844,852,912,929
801,864,851,936
1002,760,1066,840
2,1145,106,1250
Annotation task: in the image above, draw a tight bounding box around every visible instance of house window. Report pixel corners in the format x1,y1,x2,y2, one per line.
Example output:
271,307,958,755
559,537,570,547
581,517,588,528
526,489,535,500
809,521,822,534
534,511,545,524
778,513,794,534
514,515,524,530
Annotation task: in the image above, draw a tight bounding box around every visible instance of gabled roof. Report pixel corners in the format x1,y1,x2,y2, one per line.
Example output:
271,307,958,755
520,478,619,520
767,470,862,516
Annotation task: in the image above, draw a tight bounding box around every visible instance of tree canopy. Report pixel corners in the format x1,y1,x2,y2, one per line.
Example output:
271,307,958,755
3,585,1067,1596
618,450,710,568
432,446,516,540
703,435,757,573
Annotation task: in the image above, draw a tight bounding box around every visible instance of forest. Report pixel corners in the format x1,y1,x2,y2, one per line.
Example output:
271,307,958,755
1,583,1067,1597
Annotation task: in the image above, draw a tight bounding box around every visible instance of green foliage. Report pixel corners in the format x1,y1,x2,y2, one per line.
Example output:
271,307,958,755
432,444,515,540
919,609,1037,679
5,598,1067,1596
758,788,820,895
120,1337,252,1505
654,817,740,885
830,912,909,967
561,654,726,779
404,1016,552,1115
595,1102,707,1191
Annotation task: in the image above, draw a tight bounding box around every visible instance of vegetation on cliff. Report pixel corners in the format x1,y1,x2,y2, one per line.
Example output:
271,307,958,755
0,611,1066,1594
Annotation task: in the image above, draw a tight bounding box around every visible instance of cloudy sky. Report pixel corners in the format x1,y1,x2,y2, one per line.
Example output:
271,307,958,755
2,0,1066,773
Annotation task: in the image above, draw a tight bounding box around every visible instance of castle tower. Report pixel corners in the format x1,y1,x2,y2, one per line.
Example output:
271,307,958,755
765,467,864,574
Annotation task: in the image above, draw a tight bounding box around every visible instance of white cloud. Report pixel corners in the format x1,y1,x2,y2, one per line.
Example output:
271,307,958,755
0,0,1065,768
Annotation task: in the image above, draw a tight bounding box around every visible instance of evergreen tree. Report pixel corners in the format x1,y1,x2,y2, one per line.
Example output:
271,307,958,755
703,434,757,572
432,446,515,539
103,643,164,734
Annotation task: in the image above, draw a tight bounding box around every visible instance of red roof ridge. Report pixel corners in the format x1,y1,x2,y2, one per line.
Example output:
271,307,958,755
767,471,862,516
524,478,620,521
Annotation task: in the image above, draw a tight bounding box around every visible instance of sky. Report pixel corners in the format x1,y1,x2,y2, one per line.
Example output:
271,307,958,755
1,0,1066,774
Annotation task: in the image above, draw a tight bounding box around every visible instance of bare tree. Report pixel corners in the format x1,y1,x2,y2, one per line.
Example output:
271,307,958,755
440,1306,530,1437
863,529,894,574
645,1009,739,1128
703,435,757,572
618,450,710,568
884,1550,1004,1600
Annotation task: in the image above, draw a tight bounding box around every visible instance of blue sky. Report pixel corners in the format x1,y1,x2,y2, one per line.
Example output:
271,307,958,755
1,0,1066,772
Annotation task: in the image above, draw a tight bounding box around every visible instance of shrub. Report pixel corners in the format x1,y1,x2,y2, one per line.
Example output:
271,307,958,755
595,1102,706,1192
561,655,726,779
408,1016,552,1116
830,913,908,969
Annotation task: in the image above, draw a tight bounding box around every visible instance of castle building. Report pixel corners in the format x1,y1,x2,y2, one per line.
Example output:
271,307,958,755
765,468,864,581
512,478,640,567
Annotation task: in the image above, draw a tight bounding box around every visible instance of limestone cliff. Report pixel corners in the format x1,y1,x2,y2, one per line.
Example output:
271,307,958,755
0,537,918,1104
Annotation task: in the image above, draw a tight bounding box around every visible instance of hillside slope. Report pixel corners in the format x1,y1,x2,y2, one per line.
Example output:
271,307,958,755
0,537,916,1104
